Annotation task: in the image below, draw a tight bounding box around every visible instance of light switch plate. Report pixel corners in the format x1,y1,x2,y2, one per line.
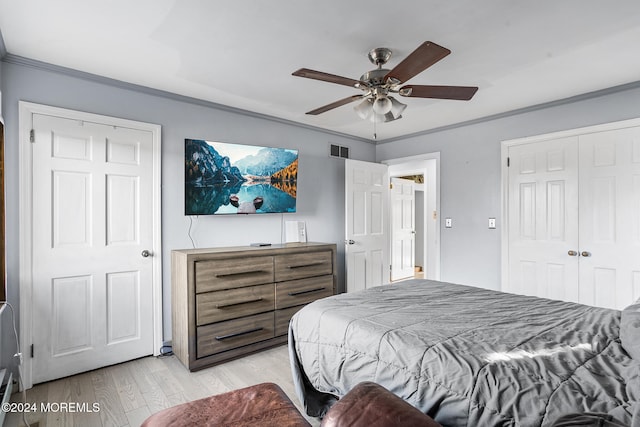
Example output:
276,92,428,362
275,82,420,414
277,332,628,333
489,218,496,229
445,218,452,228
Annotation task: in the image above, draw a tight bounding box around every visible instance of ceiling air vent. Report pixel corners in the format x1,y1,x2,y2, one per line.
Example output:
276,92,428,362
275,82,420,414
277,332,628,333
329,144,349,159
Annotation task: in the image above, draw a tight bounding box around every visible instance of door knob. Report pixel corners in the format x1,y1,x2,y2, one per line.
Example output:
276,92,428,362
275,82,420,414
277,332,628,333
581,251,591,257
141,250,151,258
568,250,578,256
345,240,355,245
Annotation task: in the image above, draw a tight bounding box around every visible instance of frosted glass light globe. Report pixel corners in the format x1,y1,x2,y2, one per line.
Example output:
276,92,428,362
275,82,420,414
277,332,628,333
372,96,392,115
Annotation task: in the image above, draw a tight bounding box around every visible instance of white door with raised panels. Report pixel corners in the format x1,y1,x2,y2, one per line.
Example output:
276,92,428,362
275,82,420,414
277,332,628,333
345,159,389,293
505,121,640,310
28,110,160,384
578,127,640,309
390,177,415,281
506,137,580,302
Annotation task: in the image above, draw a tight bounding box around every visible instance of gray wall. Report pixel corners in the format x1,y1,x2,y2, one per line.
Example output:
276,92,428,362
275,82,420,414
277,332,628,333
377,83,640,290
4,54,640,371
0,59,375,360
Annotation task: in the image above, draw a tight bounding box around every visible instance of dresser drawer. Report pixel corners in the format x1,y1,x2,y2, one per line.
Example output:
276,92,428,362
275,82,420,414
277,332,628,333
275,275,334,309
275,305,304,336
196,283,275,326
195,256,274,293
196,312,275,358
275,251,333,282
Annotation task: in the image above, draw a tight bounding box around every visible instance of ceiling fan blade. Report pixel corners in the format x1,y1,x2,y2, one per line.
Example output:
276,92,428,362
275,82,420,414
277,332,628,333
293,68,363,88
305,95,364,115
399,85,478,100
385,41,451,84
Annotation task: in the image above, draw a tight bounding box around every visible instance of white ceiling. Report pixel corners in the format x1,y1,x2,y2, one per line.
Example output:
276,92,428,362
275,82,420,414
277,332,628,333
1,0,640,142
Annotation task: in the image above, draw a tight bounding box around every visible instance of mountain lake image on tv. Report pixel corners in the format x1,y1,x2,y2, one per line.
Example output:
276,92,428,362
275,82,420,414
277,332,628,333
185,139,298,215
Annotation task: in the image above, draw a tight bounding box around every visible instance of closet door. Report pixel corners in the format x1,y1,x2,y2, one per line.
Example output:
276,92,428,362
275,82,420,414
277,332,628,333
506,137,580,302
578,127,640,309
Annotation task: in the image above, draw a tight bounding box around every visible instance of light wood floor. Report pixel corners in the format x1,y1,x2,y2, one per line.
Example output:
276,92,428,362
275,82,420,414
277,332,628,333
7,345,320,427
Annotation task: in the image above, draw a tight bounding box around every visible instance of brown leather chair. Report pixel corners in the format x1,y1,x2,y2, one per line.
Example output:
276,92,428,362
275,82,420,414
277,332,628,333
141,381,440,427
141,382,311,427
321,382,441,427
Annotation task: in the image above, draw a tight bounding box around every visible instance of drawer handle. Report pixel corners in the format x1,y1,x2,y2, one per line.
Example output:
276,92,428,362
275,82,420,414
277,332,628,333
217,298,264,309
287,262,326,269
215,327,264,341
288,287,326,297
216,270,267,278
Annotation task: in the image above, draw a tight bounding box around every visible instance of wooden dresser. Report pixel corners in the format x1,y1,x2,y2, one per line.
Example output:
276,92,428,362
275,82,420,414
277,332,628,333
171,242,337,371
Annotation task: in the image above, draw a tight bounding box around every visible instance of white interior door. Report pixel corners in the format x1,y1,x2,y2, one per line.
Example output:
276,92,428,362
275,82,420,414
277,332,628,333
505,121,640,310
506,137,580,302
578,127,640,309
390,177,415,281
30,112,158,383
345,159,389,292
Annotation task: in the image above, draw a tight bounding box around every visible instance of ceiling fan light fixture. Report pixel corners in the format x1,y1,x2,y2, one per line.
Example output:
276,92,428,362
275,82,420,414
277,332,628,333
356,95,406,123
389,96,407,117
354,98,374,120
372,95,393,115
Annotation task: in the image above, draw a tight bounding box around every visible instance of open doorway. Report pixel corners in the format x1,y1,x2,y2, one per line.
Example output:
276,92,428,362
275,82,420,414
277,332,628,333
384,153,440,281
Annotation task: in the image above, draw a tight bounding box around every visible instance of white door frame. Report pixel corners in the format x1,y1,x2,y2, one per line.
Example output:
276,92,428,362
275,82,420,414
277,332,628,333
19,101,163,389
383,152,441,280
500,116,640,293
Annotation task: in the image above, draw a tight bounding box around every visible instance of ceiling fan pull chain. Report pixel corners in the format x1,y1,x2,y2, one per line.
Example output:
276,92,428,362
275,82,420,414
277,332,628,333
373,113,378,140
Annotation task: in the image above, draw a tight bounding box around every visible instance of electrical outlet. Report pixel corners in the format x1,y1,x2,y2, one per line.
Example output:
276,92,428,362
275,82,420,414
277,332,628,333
489,218,496,229
445,218,452,228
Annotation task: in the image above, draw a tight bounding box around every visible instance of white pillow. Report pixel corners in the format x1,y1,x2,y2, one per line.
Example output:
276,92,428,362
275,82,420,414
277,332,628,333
620,300,640,360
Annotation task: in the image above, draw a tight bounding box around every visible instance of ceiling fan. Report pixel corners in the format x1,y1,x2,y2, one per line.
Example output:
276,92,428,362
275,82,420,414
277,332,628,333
293,41,478,123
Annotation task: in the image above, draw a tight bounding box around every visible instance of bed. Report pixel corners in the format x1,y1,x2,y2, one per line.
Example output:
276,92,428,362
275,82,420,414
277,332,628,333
288,279,640,426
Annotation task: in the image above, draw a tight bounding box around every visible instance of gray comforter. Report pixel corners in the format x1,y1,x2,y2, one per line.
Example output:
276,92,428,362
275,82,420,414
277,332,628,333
288,280,640,426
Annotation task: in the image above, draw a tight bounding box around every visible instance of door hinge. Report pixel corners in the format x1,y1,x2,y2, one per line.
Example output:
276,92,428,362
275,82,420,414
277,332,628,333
30,344,34,358
507,157,510,167
389,183,393,189
30,129,35,143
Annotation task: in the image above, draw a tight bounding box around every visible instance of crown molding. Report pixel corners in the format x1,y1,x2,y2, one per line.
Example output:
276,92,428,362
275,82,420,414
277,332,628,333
4,51,639,146
375,80,640,144
1,53,374,144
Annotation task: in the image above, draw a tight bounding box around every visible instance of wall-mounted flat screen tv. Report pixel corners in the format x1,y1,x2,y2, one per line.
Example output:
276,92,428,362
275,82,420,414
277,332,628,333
185,139,298,215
